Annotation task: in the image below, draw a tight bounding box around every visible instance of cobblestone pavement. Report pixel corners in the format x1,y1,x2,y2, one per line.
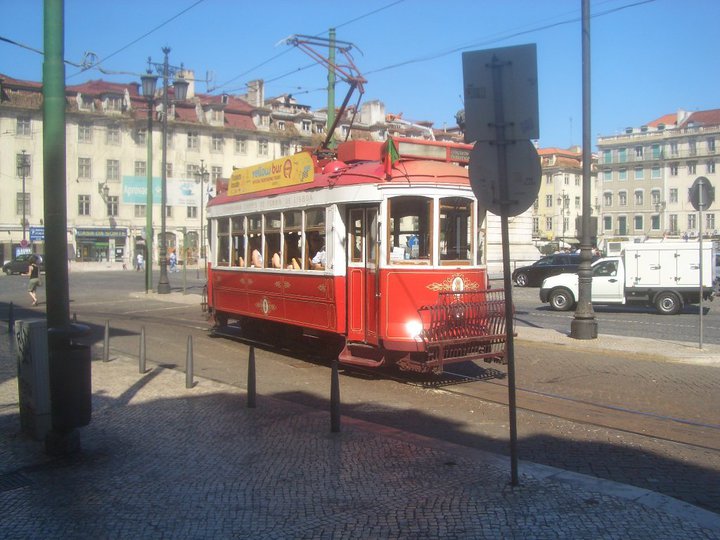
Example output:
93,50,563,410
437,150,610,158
1,328,720,539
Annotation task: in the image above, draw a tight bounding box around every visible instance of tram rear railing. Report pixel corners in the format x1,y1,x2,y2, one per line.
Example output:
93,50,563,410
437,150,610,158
416,289,509,373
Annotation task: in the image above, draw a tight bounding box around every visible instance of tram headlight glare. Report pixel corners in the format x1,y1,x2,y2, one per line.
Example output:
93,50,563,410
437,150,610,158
405,320,423,338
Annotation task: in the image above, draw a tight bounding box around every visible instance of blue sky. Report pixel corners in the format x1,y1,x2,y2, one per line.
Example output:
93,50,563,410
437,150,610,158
1,0,718,149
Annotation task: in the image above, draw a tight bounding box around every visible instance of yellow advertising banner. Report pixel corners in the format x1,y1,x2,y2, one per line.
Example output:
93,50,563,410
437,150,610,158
227,153,314,196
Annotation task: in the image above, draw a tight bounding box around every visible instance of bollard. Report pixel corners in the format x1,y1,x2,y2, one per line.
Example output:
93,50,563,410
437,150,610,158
72,312,77,323
330,357,341,433
139,326,146,374
247,346,256,408
8,302,14,334
185,335,194,389
103,320,110,362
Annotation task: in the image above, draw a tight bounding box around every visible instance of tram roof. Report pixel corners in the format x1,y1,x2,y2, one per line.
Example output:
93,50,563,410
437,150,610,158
208,138,473,208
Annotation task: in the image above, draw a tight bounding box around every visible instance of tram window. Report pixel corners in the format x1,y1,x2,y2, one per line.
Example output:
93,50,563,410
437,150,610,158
305,208,326,270
387,196,432,264
248,214,262,267
217,218,230,266
231,216,245,267
349,209,364,263
477,209,486,265
265,212,281,268
284,211,302,269
439,197,472,264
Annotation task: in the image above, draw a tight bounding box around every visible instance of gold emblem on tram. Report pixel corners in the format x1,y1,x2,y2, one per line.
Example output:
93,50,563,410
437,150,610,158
426,274,481,292
256,297,277,315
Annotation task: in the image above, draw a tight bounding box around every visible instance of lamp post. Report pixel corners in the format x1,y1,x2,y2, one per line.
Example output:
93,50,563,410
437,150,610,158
140,69,158,293
16,150,30,242
145,47,188,294
195,160,209,279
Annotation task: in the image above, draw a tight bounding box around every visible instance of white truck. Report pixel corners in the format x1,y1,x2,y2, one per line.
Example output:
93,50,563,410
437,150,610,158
539,243,717,315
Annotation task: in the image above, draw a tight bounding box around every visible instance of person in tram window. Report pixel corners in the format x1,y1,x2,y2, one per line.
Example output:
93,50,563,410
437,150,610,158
271,252,281,269
251,249,262,268
309,235,326,270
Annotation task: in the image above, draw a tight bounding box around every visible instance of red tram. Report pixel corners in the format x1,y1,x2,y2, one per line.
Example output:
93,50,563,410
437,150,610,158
206,137,508,373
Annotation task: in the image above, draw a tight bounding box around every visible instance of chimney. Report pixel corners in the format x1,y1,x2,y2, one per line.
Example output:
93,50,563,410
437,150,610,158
247,79,265,107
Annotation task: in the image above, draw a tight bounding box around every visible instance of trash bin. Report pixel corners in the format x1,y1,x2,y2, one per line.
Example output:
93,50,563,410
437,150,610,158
49,341,91,431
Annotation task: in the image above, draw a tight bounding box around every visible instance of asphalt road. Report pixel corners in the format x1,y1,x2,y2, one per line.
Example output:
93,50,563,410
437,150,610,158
2,270,719,514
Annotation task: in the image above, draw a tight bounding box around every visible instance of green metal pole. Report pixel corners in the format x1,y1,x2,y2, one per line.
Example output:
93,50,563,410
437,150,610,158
43,0,70,330
145,100,154,293
326,28,336,148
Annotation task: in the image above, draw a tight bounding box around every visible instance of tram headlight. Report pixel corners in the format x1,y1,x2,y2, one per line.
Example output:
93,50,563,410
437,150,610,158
405,320,424,339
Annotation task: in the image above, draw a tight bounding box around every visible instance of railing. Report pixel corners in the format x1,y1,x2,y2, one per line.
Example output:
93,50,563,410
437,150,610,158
414,289,509,373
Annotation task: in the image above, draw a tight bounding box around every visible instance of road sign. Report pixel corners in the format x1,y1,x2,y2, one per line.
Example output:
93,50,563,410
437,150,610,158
468,139,541,217
689,176,715,211
20,239,29,248
29,226,45,241
462,44,539,143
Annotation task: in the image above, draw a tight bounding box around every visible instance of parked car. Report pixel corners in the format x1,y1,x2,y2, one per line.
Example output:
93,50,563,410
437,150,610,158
512,253,584,287
2,254,44,275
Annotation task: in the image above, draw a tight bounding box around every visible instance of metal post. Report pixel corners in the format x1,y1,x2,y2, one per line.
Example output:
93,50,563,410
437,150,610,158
247,346,256,408
19,150,29,241
326,28,336,147
139,326,146,374
157,47,171,294
145,94,154,294
103,320,110,362
571,0,598,339
196,160,208,280
698,184,704,350
8,302,13,334
330,357,340,432
185,335,193,388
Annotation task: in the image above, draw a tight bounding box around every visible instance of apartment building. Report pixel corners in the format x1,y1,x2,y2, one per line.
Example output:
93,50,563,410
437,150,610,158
596,109,719,243
534,147,598,249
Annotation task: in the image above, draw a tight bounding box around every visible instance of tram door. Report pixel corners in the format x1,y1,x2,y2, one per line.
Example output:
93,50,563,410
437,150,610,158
346,206,380,345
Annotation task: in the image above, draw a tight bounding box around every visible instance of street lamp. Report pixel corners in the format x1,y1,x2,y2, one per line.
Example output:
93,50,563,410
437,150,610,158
16,150,30,242
145,47,188,294
195,159,209,279
140,69,158,294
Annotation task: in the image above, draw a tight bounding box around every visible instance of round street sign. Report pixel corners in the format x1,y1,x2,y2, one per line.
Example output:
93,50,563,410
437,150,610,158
20,239,29,248
689,176,715,211
468,139,541,217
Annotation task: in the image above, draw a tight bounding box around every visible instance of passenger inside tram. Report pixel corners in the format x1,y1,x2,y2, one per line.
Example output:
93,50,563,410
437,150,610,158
308,233,326,270
251,249,262,267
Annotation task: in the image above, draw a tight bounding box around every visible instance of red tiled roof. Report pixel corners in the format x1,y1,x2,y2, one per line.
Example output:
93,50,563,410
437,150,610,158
174,105,197,122
538,147,581,157
66,79,139,97
647,113,676,128
225,112,255,130
683,109,720,127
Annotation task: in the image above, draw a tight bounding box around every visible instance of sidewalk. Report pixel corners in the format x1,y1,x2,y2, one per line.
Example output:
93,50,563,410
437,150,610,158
1,307,719,537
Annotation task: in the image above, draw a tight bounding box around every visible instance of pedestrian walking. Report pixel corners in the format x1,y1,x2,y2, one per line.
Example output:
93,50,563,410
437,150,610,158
23,255,41,306
169,251,177,272
136,252,144,272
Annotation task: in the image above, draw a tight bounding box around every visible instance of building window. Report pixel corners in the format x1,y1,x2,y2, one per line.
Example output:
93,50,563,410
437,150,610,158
301,120,311,133
619,191,627,206
78,195,91,216
669,214,678,233
708,213,716,230
258,139,269,156
651,215,660,230
211,166,222,181
545,217,553,230
669,188,678,203
187,164,200,179
134,160,146,177
670,141,678,156
107,195,119,217
574,174,580,186
16,192,31,217
545,174,552,184
634,215,643,230
688,161,697,174
707,161,716,174
603,192,612,206
635,146,643,158
106,159,120,181
688,214,696,230
78,123,92,143
211,109,223,123
651,166,661,179
187,206,198,219
603,150,612,164
574,196,581,209
651,190,661,205
669,163,678,176
211,134,224,151
603,170,612,182
634,167,644,180
634,191,643,206
106,125,121,145
563,173,569,185
545,194,552,208
78,158,92,179
281,142,291,156
136,128,147,145
603,216,612,231
165,206,173,218
106,96,122,111
187,131,200,149
618,168,627,181
618,148,627,162
689,138,697,156
16,116,31,136
532,217,539,234
651,144,661,159
277,120,285,130
134,205,146,218
708,137,716,153
234,136,247,154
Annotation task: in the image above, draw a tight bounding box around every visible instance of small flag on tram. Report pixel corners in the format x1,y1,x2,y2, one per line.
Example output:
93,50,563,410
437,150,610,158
383,138,399,177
